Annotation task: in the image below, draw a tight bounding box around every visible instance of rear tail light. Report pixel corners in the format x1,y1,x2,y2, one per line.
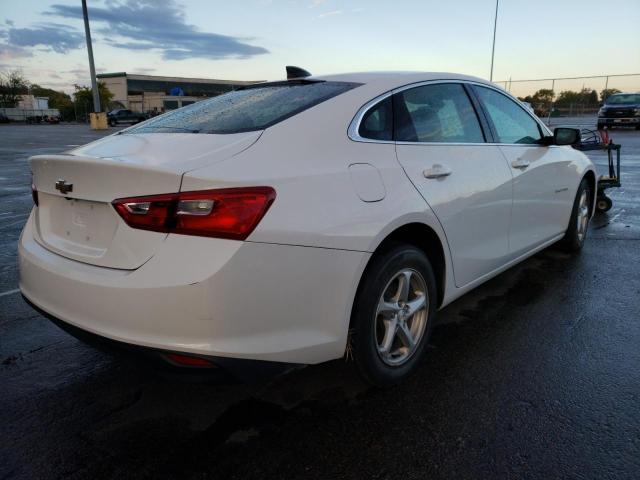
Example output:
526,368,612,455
112,187,275,240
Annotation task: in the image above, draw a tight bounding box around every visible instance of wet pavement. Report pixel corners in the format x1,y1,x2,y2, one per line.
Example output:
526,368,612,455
1,124,639,479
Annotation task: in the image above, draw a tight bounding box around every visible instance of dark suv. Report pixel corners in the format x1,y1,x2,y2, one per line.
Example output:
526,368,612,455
107,109,148,127
598,93,640,130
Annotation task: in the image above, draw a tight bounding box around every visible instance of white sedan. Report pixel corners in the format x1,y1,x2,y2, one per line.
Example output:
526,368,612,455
19,71,596,386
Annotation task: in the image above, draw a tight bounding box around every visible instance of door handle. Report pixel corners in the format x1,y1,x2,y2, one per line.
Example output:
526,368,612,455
423,164,452,179
511,158,531,169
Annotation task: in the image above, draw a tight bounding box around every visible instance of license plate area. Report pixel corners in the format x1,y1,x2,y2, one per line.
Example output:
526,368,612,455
36,194,119,259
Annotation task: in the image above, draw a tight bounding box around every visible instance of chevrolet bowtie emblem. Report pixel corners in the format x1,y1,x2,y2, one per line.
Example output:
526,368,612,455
55,179,73,194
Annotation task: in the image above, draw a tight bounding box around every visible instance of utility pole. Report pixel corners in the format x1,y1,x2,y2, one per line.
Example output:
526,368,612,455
489,0,499,81
82,0,107,128
82,0,100,112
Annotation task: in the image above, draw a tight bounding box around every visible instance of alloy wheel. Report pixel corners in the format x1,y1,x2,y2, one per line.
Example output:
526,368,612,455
576,190,589,242
375,268,429,366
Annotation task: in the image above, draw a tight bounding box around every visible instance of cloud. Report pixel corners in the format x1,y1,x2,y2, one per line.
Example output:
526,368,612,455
4,23,85,54
0,43,34,60
317,10,342,19
44,0,269,60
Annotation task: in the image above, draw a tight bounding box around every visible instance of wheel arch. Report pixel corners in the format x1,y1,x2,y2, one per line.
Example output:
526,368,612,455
582,168,597,216
352,222,448,323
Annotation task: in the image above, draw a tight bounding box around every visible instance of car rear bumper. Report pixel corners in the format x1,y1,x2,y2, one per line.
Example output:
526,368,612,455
22,294,298,381
19,211,368,365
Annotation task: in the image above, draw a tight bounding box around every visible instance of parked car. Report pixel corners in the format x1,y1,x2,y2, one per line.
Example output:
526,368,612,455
598,93,640,130
107,109,148,126
20,71,596,386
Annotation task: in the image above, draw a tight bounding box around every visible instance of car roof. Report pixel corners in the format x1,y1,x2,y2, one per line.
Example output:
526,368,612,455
308,71,493,91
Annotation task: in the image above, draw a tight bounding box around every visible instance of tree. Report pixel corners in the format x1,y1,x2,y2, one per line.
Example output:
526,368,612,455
555,88,599,107
600,88,621,102
0,70,29,107
73,81,114,113
519,89,555,116
531,88,555,105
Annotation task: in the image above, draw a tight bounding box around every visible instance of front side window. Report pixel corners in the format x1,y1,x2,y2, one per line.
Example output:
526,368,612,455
128,80,359,134
474,86,542,144
393,83,485,143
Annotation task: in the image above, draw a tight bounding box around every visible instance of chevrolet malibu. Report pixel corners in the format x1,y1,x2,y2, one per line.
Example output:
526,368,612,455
19,71,596,386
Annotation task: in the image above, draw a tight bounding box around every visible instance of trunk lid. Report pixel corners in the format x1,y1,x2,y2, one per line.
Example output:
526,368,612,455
30,131,261,269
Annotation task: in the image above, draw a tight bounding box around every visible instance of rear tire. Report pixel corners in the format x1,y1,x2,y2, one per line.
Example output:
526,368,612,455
351,244,437,387
560,178,591,252
597,122,605,130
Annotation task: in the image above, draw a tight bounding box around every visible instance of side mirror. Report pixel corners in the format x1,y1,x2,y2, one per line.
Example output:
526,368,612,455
553,127,581,146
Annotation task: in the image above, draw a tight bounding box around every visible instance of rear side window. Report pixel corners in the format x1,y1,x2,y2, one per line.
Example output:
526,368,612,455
358,96,393,141
394,83,485,143
128,81,359,134
473,86,542,144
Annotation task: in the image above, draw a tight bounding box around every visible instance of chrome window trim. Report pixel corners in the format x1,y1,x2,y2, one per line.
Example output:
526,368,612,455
347,79,553,146
347,90,395,144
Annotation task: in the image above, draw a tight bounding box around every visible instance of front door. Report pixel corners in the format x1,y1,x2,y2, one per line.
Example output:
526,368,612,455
393,82,514,287
471,85,573,258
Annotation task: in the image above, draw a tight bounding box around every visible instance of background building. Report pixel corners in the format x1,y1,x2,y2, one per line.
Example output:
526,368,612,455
18,95,50,109
96,72,261,113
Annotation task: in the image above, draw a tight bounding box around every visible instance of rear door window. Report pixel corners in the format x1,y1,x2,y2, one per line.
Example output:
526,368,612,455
128,81,360,134
393,83,485,143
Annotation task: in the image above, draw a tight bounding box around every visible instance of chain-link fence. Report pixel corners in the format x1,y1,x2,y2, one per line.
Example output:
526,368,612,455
495,74,640,124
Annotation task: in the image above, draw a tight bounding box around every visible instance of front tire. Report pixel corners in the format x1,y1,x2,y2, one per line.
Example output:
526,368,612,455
560,178,592,252
351,244,437,387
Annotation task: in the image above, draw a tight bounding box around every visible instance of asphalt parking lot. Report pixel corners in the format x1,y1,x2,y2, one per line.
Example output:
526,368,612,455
1,123,639,479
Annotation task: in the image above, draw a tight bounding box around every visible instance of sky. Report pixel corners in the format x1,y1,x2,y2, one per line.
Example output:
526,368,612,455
1,0,639,95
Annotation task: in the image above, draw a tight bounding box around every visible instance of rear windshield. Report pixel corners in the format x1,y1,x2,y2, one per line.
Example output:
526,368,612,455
606,94,640,105
126,80,359,134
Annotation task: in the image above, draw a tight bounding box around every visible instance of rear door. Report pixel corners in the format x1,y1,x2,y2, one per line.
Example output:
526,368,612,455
393,82,514,287
471,85,573,258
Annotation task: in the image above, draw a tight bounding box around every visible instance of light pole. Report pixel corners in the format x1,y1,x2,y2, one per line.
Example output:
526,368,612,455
81,0,107,128
489,0,499,81
82,0,100,113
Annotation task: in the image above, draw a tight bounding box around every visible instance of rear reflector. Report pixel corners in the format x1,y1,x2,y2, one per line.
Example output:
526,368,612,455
112,187,275,240
165,353,216,367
